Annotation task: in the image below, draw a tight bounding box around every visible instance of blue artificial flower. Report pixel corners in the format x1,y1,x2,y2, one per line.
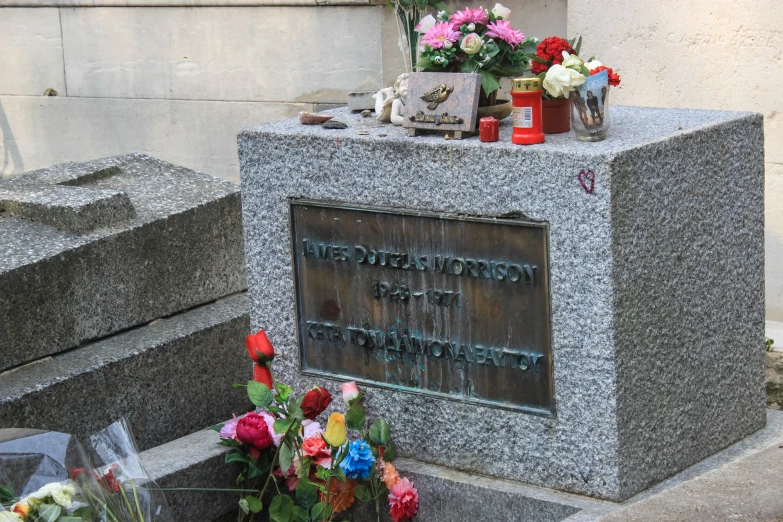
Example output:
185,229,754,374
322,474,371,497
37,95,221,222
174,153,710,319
339,439,376,479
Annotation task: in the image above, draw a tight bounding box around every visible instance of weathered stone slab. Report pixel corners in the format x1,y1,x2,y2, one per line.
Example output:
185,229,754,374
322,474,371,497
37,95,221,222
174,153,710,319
0,153,246,370
0,293,251,451
238,106,766,501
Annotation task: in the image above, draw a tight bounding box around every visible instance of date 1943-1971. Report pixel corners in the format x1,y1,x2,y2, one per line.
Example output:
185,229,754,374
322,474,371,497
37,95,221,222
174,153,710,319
372,281,461,307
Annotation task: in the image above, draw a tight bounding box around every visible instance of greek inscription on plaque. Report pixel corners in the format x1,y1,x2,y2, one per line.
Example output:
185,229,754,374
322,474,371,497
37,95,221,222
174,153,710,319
289,200,554,416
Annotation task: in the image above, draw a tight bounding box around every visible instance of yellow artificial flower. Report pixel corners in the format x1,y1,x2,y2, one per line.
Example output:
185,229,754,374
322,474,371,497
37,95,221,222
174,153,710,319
323,412,347,447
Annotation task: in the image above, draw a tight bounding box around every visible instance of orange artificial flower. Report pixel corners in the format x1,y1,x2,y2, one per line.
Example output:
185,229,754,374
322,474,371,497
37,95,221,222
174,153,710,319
383,461,400,490
319,478,356,514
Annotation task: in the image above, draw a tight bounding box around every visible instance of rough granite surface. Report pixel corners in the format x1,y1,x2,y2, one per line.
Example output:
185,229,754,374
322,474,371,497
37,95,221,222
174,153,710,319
0,293,252,451
237,106,766,501
0,154,247,371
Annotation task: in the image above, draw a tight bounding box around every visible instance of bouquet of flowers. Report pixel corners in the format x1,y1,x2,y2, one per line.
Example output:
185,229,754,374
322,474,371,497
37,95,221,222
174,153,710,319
212,330,419,522
529,36,621,99
0,422,172,522
414,5,537,105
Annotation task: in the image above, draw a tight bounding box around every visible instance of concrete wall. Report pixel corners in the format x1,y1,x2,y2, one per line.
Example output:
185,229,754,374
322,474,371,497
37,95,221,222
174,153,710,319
0,0,565,182
569,0,783,323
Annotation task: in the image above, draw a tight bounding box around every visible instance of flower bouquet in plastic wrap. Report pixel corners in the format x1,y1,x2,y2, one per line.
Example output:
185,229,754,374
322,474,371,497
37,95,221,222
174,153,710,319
0,420,172,522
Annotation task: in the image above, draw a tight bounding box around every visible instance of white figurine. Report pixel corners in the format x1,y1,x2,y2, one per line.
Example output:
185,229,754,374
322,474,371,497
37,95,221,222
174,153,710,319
390,73,410,126
373,87,395,123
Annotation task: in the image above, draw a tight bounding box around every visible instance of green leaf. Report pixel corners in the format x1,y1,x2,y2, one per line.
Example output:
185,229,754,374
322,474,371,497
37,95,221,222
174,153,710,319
574,35,582,55
532,55,549,65
225,452,249,464
311,502,332,522
248,461,265,479
209,422,225,433
354,483,371,503
287,396,305,422
292,506,309,522
0,484,15,503
274,418,293,435
430,0,448,11
478,68,501,96
269,494,294,522
332,465,347,483
346,402,366,431
218,438,241,448
297,460,312,479
246,495,264,513
279,442,294,474
295,479,318,509
275,383,295,402
248,380,273,408
384,444,397,462
579,65,590,76
315,466,330,482
72,507,94,520
369,418,392,445
413,0,426,9
39,503,61,522
239,498,250,515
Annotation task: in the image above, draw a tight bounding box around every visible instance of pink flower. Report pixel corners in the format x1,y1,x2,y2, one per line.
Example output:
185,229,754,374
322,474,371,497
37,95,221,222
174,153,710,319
449,7,488,27
422,22,461,50
388,478,419,522
259,411,284,447
340,381,360,403
486,19,525,47
302,419,323,439
220,414,242,440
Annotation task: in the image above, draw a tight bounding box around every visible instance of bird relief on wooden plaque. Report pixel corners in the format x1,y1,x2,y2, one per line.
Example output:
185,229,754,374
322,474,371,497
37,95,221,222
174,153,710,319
403,72,482,137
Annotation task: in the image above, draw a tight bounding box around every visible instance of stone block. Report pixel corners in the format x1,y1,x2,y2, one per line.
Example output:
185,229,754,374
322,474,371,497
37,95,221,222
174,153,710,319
238,106,766,501
0,153,246,370
0,293,251,451
0,95,312,182
59,6,383,103
0,8,65,95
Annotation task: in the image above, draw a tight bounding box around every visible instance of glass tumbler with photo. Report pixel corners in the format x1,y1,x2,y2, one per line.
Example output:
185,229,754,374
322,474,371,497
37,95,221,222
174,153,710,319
570,70,610,141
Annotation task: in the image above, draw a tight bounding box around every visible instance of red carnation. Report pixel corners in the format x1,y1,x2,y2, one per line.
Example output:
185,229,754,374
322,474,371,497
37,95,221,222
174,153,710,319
99,468,121,493
246,330,274,362
236,412,274,451
531,36,575,74
591,65,621,87
300,386,332,420
253,364,274,388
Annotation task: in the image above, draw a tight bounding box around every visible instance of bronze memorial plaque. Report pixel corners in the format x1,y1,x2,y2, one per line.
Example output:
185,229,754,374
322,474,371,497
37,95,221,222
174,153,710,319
289,200,553,415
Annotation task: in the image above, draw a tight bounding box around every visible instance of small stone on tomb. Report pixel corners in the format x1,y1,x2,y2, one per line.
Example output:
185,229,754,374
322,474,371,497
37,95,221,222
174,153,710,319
322,121,348,129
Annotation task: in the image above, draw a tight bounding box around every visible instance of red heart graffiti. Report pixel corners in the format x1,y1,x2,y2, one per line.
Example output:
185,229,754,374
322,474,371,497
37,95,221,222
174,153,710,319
578,169,595,194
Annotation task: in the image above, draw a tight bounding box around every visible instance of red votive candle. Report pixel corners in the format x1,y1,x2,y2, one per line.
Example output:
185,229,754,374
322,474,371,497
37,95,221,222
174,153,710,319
510,77,545,145
479,116,499,142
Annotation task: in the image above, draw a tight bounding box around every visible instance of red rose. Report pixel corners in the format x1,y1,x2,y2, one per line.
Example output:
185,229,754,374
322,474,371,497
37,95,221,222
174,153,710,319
99,469,120,493
300,386,332,420
253,364,274,388
246,330,275,362
236,412,274,451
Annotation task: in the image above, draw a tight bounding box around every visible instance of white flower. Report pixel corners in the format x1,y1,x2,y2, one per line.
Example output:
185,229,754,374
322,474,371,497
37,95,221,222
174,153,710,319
434,56,447,65
27,482,77,508
460,33,483,55
437,10,447,21
444,40,453,49
561,51,584,70
543,64,586,98
491,3,512,20
585,59,603,71
0,512,22,522
414,14,436,34
467,23,476,31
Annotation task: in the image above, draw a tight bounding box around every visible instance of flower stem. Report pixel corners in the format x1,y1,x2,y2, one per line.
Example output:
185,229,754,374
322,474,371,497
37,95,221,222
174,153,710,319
248,420,298,522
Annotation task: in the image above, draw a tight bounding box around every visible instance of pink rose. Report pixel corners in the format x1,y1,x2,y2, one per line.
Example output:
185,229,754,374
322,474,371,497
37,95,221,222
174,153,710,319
340,381,360,403
220,414,242,440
